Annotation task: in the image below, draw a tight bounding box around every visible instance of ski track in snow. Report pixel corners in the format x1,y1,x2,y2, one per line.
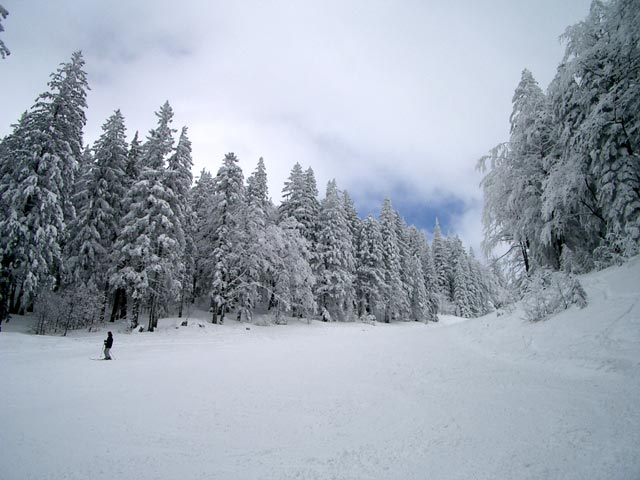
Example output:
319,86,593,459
1,259,640,479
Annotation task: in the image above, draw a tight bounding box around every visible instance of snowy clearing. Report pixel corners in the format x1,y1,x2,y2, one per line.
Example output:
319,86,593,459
2,259,640,480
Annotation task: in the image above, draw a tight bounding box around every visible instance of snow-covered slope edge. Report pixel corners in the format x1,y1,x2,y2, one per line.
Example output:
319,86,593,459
446,255,640,380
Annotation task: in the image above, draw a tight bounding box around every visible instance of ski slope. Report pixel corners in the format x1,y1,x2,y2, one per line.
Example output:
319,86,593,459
1,259,639,479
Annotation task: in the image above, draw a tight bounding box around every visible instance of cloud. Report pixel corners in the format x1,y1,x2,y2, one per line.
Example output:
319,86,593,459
0,0,593,247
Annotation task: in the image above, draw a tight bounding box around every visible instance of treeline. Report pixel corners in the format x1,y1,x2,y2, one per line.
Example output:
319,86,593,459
479,0,640,280
0,52,501,333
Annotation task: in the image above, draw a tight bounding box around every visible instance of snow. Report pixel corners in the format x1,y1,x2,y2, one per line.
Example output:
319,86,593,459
1,259,640,479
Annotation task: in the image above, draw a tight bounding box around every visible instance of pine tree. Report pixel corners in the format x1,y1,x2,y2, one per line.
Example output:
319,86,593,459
279,163,305,225
431,218,449,299
449,237,473,317
262,218,316,323
246,157,272,229
479,69,556,276
233,157,274,322
125,131,142,184
66,110,128,320
110,102,183,331
278,163,319,244
109,130,143,322
279,164,321,294
467,248,489,316
394,212,414,320
416,231,439,321
407,226,436,322
72,146,94,216
316,180,355,321
0,52,88,323
342,190,360,316
302,167,321,244
342,191,362,241
43,51,89,227
549,0,640,257
209,153,246,324
0,5,9,59
355,216,385,320
190,169,216,300
166,127,194,318
379,199,408,322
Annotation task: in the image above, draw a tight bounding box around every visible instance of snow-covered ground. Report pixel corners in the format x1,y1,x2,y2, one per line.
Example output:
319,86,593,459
1,259,639,480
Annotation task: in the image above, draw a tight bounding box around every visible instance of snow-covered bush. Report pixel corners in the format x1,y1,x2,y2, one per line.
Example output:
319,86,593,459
359,313,377,325
522,269,587,322
34,282,104,335
559,246,593,274
592,233,636,271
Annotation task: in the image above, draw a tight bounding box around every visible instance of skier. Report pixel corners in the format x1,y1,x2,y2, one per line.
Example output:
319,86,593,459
103,331,113,360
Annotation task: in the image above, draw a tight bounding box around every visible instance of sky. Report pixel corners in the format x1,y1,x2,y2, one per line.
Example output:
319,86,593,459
0,0,593,257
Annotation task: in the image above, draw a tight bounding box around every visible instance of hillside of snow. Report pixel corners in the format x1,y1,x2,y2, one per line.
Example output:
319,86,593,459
1,258,639,480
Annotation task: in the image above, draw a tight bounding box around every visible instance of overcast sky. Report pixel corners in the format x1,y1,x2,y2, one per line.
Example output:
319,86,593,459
0,0,592,256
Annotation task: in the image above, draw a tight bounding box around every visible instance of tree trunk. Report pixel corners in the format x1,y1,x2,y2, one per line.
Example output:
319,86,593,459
178,286,185,318
131,295,140,329
110,288,127,323
109,289,120,323
520,241,530,273
0,274,10,330
12,280,23,315
120,290,127,320
148,293,156,332
211,299,218,324
101,282,109,323
63,301,75,337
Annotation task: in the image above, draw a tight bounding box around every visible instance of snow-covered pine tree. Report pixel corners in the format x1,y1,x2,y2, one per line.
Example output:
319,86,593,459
510,70,558,269
394,212,414,321
279,163,305,226
449,236,473,318
0,52,88,324
240,157,275,318
278,164,322,292
407,226,437,322
547,0,640,260
246,157,273,229
262,218,316,323
190,169,216,300
108,130,143,322
316,180,356,321
66,110,128,321
479,69,556,276
110,102,184,331
379,199,408,322
431,218,449,300
166,127,193,200
43,51,89,228
342,190,362,241
279,164,320,246
414,230,439,321
209,153,246,324
302,167,321,245
343,191,361,316
466,247,490,316
71,146,93,216
125,131,142,184
355,216,385,320
166,126,194,318
0,5,9,59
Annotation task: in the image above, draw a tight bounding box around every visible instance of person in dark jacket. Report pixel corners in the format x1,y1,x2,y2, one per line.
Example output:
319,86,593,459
103,332,113,360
